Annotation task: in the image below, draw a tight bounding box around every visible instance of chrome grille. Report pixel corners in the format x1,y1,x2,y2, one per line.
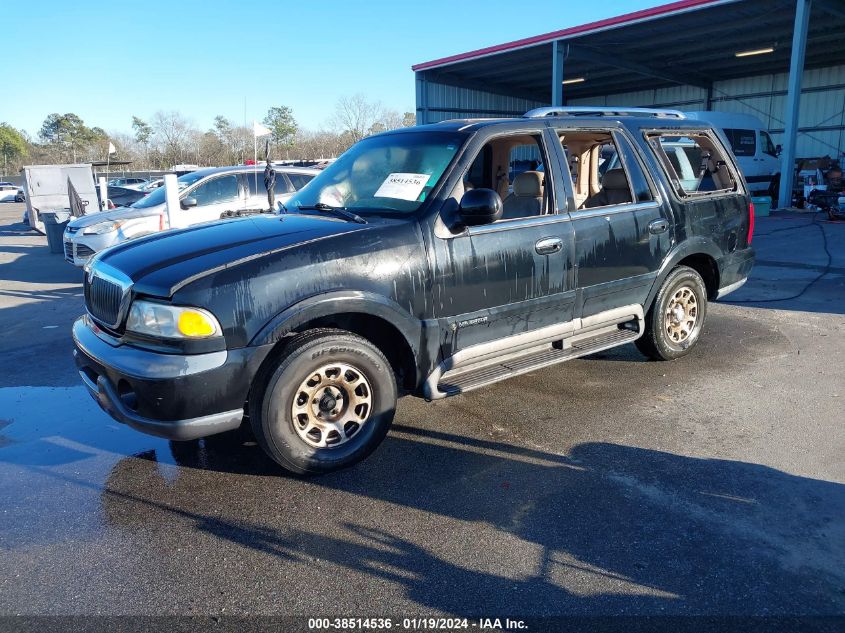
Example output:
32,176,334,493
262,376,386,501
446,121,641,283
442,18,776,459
84,263,133,329
85,276,122,325
76,244,95,257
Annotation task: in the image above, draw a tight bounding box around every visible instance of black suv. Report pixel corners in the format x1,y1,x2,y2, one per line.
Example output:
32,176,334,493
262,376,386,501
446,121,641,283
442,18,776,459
73,107,755,474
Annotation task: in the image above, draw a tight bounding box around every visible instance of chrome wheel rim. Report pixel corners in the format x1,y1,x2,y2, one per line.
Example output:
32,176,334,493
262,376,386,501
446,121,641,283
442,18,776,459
291,363,373,449
665,285,698,344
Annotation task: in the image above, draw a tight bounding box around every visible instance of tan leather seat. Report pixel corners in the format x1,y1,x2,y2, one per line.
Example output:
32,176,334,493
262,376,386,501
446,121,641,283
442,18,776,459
584,169,632,208
502,171,543,219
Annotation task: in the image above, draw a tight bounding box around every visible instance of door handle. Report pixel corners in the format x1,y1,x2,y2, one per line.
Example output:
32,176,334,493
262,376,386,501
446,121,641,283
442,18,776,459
535,237,563,255
648,219,670,235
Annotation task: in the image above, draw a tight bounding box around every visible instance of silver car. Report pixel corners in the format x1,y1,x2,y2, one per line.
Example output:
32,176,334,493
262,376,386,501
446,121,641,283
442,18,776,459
63,165,317,266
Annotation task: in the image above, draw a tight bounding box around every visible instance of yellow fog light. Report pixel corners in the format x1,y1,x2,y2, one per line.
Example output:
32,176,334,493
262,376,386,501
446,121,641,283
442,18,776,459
177,310,217,337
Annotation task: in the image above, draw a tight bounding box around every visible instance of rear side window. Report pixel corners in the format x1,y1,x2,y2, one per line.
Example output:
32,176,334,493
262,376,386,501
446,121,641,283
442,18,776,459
247,170,294,196
724,128,756,157
287,173,314,190
556,129,651,210
647,132,737,197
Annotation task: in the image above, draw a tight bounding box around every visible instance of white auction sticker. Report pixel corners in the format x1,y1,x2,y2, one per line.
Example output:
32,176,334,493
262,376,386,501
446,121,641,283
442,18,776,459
374,173,431,201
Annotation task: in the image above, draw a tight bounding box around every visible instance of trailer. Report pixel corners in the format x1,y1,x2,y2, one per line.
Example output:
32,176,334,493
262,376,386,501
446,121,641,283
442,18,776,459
21,164,100,233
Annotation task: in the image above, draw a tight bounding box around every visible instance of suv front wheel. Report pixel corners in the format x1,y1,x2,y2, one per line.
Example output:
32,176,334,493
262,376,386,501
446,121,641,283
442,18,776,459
636,265,708,361
250,329,397,475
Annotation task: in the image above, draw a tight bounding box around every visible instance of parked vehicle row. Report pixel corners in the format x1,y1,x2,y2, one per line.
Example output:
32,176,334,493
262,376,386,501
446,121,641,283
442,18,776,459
73,107,755,475
107,177,150,190
0,181,24,202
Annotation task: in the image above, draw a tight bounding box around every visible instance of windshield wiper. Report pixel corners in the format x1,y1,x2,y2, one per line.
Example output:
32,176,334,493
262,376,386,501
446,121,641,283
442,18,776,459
295,203,367,224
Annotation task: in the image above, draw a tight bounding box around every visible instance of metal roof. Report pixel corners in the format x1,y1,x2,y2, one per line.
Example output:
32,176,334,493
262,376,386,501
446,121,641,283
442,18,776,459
412,0,845,102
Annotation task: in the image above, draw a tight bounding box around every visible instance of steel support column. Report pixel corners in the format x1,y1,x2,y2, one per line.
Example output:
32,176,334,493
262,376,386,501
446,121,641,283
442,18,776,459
416,72,429,125
551,41,565,106
778,0,812,209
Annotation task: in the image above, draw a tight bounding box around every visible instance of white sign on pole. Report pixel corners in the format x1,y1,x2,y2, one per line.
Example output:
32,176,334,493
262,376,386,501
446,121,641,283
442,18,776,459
98,177,107,212
163,173,179,230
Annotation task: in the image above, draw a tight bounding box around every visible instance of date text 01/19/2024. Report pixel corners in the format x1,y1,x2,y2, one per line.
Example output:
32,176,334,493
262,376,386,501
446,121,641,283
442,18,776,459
306,617,528,630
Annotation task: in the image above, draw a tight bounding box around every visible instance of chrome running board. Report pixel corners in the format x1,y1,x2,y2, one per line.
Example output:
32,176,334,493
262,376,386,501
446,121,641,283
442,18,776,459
424,304,643,400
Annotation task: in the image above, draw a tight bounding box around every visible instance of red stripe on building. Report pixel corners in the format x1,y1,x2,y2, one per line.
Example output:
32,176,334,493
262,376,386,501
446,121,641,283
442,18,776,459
411,0,726,71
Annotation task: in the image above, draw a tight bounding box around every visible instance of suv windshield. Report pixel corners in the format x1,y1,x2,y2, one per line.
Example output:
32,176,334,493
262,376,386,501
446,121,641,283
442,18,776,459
286,131,464,215
130,171,206,209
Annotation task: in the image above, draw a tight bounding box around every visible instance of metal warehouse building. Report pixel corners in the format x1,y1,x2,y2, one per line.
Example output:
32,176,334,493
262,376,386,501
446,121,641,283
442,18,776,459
412,0,845,208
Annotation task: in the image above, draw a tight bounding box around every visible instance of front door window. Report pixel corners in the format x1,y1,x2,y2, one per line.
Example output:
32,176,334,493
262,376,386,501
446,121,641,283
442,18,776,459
190,175,239,206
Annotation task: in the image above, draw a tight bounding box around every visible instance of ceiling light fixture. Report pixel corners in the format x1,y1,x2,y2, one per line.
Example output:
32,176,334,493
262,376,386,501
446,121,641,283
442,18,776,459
562,77,586,85
735,47,774,58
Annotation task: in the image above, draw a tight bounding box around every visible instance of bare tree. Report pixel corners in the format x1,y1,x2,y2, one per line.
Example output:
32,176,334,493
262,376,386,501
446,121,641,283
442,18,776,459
151,110,195,167
331,94,384,143
372,109,416,134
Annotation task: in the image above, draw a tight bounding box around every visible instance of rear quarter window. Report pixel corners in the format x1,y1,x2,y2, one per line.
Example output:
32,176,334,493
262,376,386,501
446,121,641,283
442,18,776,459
647,132,738,198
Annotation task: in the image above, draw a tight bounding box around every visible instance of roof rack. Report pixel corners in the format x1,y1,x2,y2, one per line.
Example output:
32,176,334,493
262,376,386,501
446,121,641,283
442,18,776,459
524,106,686,119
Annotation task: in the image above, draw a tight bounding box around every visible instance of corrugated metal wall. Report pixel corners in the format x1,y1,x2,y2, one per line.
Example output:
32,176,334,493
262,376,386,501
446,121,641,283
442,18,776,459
416,77,545,124
418,65,845,159
568,65,845,158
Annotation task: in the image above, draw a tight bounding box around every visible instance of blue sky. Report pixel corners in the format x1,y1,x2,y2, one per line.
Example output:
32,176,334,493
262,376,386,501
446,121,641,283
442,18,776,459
6,0,663,138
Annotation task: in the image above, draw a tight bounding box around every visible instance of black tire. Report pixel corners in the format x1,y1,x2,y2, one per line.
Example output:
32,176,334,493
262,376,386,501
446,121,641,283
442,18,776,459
249,329,397,475
636,266,708,361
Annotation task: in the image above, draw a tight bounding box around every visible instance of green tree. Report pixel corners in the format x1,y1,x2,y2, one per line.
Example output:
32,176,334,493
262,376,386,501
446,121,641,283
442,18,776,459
263,106,298,151
38,112,98,162
132,116,153,168
131,116,152,146
213,115,232,140
0,123,28,175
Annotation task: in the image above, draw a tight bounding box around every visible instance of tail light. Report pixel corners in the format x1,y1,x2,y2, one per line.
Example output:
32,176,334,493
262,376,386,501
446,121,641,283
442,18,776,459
747,200,755,246
159,213,166,231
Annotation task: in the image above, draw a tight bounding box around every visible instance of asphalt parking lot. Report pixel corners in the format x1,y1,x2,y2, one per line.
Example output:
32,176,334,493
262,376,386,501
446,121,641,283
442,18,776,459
0,202,843,622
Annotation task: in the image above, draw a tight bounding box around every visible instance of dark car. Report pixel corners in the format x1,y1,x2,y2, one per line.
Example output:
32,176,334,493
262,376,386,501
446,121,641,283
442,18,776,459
106,185,148,208
73,107,755,475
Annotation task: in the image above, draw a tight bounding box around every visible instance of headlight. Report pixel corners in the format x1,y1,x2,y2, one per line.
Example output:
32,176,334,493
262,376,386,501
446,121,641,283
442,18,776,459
125,300,222,339
83,221,122,235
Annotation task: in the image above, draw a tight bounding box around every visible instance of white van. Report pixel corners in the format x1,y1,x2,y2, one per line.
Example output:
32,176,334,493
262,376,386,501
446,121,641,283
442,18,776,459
687,111,780,195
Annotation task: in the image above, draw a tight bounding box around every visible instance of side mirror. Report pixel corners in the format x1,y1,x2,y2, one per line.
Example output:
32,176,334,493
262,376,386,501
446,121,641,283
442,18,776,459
775,144,782,157
458,188,502,226
180,196,197,209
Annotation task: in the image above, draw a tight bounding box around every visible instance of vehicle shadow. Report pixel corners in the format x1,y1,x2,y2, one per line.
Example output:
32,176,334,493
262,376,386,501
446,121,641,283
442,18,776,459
98,425,845,616
0,244,83,286
0,220,38,237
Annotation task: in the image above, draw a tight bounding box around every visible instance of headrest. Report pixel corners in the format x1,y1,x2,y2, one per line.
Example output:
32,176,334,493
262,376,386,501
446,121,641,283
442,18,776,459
602,168,629,190
513,171,543,197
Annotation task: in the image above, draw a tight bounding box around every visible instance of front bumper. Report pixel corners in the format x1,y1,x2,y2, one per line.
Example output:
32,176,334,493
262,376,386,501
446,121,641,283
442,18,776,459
63,230,115,267
72,316,273,440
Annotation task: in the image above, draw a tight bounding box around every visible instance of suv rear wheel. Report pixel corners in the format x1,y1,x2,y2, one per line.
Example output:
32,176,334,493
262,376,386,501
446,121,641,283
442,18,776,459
250,329,397,475
636,265,708,361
